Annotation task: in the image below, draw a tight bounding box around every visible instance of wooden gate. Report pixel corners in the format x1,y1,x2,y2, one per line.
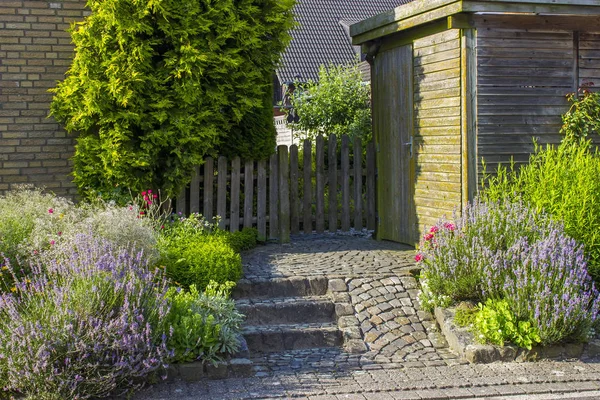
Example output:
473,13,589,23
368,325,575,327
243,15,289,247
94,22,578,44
372,44,416,244
174,134,376,243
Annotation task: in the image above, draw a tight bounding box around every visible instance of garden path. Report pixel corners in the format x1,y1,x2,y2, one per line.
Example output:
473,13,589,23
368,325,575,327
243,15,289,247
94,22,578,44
133,233,600,399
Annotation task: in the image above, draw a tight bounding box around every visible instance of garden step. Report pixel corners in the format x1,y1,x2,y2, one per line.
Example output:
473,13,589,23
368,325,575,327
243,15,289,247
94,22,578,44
232,276,329,299
242,323,343,353
236,296,336,325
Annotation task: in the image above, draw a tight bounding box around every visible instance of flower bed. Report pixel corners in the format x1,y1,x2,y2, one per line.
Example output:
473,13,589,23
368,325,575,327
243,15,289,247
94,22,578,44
0,187,253,399
416,199,600,355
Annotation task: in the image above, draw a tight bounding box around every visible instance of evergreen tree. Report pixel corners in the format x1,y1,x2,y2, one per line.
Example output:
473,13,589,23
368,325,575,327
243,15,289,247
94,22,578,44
51,0,295,199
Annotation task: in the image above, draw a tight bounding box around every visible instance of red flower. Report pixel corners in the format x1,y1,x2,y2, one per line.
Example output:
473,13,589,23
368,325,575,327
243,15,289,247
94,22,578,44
443,222,456,231
161,225,165,229
415,253,424,262
48,208,54,214
429,226,439,233
57,231,62,236
153,194,158,199
424,233,434,241
141,191,147,196
139,211,145,216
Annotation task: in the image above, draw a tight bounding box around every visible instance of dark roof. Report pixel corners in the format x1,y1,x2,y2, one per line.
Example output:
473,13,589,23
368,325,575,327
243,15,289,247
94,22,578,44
277,0,412,83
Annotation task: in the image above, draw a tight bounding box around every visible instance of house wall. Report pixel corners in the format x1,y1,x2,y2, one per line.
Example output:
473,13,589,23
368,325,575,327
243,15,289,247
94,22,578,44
413,29,463,233
0,0,88,197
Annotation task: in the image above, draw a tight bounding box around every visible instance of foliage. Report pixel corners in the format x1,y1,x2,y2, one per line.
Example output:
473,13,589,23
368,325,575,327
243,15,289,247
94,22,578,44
222,227,259,253
50,0,295,199
482,140,600,282
416,199,600,347
560,88,600,141
471,299,541,350
165,282,243,364
288,61,371,144
0,234,170,399
158,213,243,290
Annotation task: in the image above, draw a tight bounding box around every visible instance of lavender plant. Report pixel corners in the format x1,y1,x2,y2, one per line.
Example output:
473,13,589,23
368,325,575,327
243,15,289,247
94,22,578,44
416,199,600,346
0,234,171,399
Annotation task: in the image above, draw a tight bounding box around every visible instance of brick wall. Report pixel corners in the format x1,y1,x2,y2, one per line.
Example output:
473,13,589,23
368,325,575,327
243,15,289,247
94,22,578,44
0,0,89,197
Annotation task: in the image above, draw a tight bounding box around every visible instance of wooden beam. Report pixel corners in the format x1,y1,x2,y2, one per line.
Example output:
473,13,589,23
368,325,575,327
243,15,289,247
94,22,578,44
378,19,450,53
448,14,473,29
470,14,600,31
463,0,600,15
460,28,478,206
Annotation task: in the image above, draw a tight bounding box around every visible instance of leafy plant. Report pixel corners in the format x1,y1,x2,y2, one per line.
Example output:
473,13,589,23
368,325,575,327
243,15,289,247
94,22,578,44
164,282,243,363
50,0,295,199
0,234,171,399
482,140,600,282
287,61,371,145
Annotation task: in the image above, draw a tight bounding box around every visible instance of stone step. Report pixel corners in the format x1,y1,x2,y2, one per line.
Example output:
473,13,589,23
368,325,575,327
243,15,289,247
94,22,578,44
237,296,336,325
232,276,329,299
243,323,343,353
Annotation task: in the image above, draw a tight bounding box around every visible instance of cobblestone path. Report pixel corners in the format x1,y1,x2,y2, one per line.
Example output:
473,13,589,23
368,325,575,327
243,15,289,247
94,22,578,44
134,233,600,399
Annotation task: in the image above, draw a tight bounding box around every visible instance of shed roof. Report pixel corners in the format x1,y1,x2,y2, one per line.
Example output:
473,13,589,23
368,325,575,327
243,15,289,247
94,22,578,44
276,0,412,83
350,0,600,45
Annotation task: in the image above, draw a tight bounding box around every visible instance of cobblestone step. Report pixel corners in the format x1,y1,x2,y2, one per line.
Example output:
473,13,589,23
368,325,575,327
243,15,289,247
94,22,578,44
237,296,336,325
232,276,329,299
242,323,343,353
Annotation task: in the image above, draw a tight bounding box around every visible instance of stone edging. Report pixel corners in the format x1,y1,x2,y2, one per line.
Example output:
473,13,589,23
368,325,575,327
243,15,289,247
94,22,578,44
435,307,600,363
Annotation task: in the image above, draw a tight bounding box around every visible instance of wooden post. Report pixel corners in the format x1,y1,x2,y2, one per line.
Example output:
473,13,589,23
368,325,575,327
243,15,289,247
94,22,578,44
257,160,267,241
341,134,350,231
353,137,363,231
278,145,290,243
269,152,279,240
243,160,254,229
303,139,312,234
203,158,214,220
190,166,201,214
216,156,227,229
366,142,376,231
176,187,186,215
328,134,338,232
315,135,325,233
230,157,241,232
290,144,300,234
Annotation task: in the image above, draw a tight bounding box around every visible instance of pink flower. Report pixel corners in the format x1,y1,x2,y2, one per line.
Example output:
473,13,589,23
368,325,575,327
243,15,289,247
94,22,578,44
57,231,62,236
415,253,424,262
424,233,434,241
48,208,54,214
141,191,147,196
429,226,439,233
161,225,165,229
49,240,55,246
139,211,145,216
148,189,152,194
153,194,158,199
129,206,133,211
443,222,456,231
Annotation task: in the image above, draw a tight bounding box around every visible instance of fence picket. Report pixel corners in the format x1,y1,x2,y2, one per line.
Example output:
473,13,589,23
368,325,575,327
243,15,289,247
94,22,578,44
367,143,376,231
244,160,254,229
290,145,300,234
316,135,325,233
190,166,201,214
341,135,350,231
278,145,290,243
328,134,338,232
303,139,312,234
217,156,227,229
353,137,363,231
269,153,279,239
257,160,267,240
230,157,241,232
203,158,214,220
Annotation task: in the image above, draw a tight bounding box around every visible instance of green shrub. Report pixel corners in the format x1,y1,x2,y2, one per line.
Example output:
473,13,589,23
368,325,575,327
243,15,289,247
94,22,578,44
560,89,600,141
50,0,295,199
165,282,243,363
221,227,259,253
158,214,243,290
482,140,600,282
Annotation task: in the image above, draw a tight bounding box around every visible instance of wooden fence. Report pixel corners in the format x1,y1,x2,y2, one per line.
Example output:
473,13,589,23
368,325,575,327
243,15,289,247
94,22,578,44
174,134,376,242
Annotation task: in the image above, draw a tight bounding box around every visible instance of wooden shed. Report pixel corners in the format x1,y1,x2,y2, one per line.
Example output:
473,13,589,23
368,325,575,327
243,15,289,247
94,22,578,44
350,0,600,244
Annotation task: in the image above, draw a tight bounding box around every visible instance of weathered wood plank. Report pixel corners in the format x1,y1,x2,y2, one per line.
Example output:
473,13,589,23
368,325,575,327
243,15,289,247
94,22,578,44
269,153,279,239
217,156,227,229
203,159,214,220
366,142,376,231
257,160,267,241
414,48,461,67
341,135,350,232
230,157,241,232
328,134,338,232
353,136,363,231
190,166,201,214
243,160,254,229
278,145,290,243
315,135,325,233
290,144,300,235
303,139,313,234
